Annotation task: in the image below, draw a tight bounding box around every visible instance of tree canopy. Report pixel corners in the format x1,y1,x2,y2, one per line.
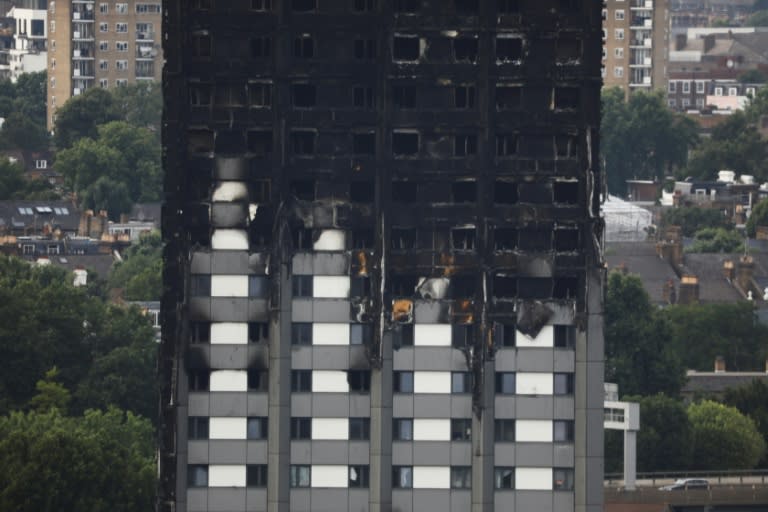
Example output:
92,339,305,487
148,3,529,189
661,207,732,237
605,271,686,396
632,394,693,472
0,158,57,200
108,231,162,301
687,227,744,253
0,408,155,512
601,87,698,195
747,197,768,236
0,254,157,421
688,400,766,470
725,379,768,466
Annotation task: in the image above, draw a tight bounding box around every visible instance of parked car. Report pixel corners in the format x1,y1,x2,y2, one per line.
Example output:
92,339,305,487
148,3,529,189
659,478,710,491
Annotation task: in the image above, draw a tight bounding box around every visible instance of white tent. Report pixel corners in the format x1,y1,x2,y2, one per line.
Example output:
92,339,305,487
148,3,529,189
602,195,653,242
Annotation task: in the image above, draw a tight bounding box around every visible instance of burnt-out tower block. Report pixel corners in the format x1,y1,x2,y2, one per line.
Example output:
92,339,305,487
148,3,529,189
160,1,604,512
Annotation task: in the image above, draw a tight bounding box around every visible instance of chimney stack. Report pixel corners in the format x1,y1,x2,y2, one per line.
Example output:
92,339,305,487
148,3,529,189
715,356,726,373
678,275,700,304
676,33,687,51
723,260,735,281
737,255,755,296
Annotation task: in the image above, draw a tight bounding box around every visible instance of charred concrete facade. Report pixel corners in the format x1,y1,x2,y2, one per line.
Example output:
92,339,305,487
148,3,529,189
161,2,604,512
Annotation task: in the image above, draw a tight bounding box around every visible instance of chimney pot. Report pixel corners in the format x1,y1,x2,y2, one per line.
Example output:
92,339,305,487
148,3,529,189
715,356,726,373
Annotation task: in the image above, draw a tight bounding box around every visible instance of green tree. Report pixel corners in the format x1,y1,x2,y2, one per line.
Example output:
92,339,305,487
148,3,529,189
688,400,766,470
52,87,119,149
661,207,732,237
662,302,768,372
632,394,693,472
724,379,768,466
602,88,698,195
111,82,162,132
739,69,767,84
0,255,157,420
108,231,162,300
687,227,744,253
27,367,71,413
0,408,155,512
0,159,58,201
11,71,46,125
96,121,161,202
686,111,768,181
747,197,768,236
0,111,48,151
605,272,686,396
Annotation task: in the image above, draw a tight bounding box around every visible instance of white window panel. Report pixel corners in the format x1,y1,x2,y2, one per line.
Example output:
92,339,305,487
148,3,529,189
312,418,349,440
312,370,349,392
413,371,451,394
211,275,249,297
311,465,348,487
210,323,248,344
211,230,249,250
212,182,248,202
209,417,247,439
517,373,554,395
413,466,450,489
413,419,450,441
313,276,350,298
516,325,553,347
313,229,346,251
516,420,553,442
516,467,553,490
209,465,246,487
414,324,451,346
313,323,351,345
210,370,248,392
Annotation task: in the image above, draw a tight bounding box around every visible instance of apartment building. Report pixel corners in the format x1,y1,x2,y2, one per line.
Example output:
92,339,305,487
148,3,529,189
160,2,604,512
46,0,161,129
602,0,668,95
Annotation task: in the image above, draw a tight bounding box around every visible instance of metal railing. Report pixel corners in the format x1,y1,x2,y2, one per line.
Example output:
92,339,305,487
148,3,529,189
606,469,768,487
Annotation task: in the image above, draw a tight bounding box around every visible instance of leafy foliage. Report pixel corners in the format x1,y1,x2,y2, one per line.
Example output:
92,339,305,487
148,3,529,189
747,197,768,237
0,158,57,200
661,207,732,237
55,121,161,218
688,400,766,470
0,408,155,512
661,302,768,372
631,394,693,472
605,272,686,396
601,87,698,195
724,379,768,466
0,254,157,421
108,231,162,301
687,227,744,253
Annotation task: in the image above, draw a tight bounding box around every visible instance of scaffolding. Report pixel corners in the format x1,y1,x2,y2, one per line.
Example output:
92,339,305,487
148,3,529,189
603,195,654,242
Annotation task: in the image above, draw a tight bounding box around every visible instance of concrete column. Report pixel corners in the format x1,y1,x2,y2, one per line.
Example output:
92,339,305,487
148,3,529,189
369,332,393,512
471,360,495,512
623,430,637,491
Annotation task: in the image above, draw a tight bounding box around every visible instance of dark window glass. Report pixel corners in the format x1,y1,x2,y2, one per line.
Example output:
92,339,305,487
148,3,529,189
248,370,268,391
554,420,574,442
496,85,522,109
188,370,209,391
394,371,414,393
250,36,272,58
451,228,475,251
393,418,413,440
247,465,268,487
190,322,210,343
496,134,518,156
451,466,472,489
291,370,312,392
455,0,478,13
455,86,475,108
495,372,515,394
190,275,211,296
354,0,376,11
496,323,515,347
554,373,574,395
554,325,576,348
349,465,370,487
291,418,311,439
293,35,314,58
451,419,472,441
394,324,414,347
494,228,518,251
392,466,413,488
188,417,209,440
291,83,316,107
354,39,376,60
350,323,373,345
353,86,374,108
494,467,515,489
394,0,418,13
291,131,316,155
292,275,313,297
290,465,311,487
454,134,477,156
452,372,472,393
249,276,268,297
349,418,371,440
392,132,419,156
494,181,518,204
453,38,478,62
393,36,419,61
251,0,272,11
353,133,376,155
292,0,316,11
293,227,314,248
348,370,371,392
554,468,574,490
249,322,269,343
498,0,519,13
292,323,312,345
495,419,515,442
497,37,522,62
188,465,208,487
452,324,472,348
247,417,268,439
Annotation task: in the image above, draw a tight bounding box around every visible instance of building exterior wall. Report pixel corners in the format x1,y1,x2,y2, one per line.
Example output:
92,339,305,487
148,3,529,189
603,0,668,96
46,0,162,130
161,2,605,512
